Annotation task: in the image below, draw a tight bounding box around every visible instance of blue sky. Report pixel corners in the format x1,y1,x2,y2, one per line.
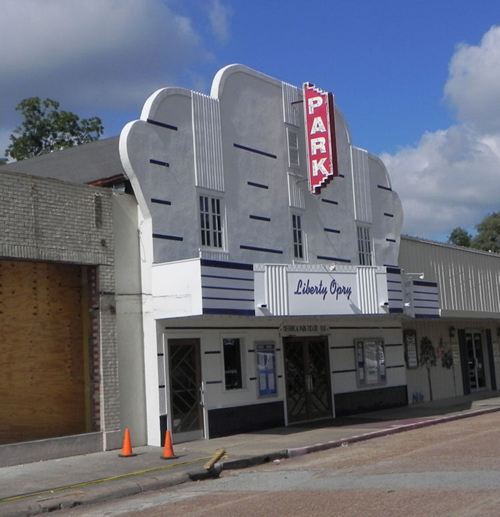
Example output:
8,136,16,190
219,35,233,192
1,0,500,240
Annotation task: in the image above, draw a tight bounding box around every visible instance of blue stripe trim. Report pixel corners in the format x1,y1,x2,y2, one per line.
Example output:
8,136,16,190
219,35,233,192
151,198,172,206
321,198,338,205
388,289,403,293
415,314,440,319
387,280,402,284
205,380,223,385
384,213,394,218
413,290,439,296
202,286,254,292
247,181,269,189
153,233,183,241
234,143,277,159
384,264,400,268
201,274,254,282
204,350,221,355
249,215,271,222
203,308,255,316
240,245,283,254
386,238,397,243
413,280,438,287
317,255,351,263
146,118,178,131
324,228,340,234
377,184,392,191
149,159,169,167
386,365,405,369
203,296,255,302
414,298,440,303
332,369,356,374
389,308,404,313
386,266,401,274
389,298,403,302
201,259,253,271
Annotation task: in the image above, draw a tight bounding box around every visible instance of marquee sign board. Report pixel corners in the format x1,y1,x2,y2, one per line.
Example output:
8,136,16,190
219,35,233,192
303,83,339,194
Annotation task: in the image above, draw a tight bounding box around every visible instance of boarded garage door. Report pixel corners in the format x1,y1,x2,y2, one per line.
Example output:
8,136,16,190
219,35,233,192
0,260,91,444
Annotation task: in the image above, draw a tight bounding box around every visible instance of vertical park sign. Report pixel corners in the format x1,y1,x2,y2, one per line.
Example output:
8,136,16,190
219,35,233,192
303,83,339,194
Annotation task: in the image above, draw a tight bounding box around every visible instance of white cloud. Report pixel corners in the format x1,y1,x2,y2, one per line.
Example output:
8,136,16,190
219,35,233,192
208,0,231,42
0,0,230,147
445,26,500,133
381,25,500,240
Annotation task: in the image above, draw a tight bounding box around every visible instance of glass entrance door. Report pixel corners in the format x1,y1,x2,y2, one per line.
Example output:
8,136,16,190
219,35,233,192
465,331,486,391
168,338,204,442
284,337,332,424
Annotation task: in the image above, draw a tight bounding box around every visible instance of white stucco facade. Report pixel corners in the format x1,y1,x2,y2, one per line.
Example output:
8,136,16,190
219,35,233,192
116,64,498,446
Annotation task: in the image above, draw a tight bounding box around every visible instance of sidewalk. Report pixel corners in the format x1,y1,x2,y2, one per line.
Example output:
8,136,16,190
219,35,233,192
2,393,500,516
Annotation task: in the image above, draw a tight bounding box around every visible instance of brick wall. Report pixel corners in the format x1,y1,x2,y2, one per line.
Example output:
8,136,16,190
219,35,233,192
0,169,120,440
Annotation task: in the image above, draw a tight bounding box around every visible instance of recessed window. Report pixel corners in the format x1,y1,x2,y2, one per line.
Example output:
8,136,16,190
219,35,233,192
357,225,372,265
223,338,243,390
292,214,304,260
355,339,386,386
287,127,300,168
200,195,223,249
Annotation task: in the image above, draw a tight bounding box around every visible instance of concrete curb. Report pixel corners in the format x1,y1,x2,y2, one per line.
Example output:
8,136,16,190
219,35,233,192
2,470,191,517
286,406,500,458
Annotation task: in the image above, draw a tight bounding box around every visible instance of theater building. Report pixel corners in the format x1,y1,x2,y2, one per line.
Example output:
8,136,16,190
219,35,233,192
118,64,457,446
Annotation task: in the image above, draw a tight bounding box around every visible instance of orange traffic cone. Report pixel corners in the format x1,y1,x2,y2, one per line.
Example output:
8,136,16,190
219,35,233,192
119,428,136,457
161,430,177,459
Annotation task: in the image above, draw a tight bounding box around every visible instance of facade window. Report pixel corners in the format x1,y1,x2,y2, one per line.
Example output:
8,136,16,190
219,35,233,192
287,127,300,168
292,214,304,260
223,338,243,390
355,339,386,386
256,342,277,397
200,195,223,249
357,225,372,265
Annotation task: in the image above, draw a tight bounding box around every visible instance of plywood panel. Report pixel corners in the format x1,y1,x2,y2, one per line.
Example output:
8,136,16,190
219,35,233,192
0,260,88,444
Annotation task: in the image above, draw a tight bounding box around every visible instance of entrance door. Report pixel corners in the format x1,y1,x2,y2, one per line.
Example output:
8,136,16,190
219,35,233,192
168,339,204,442
284,337,332,424
465,331,486,391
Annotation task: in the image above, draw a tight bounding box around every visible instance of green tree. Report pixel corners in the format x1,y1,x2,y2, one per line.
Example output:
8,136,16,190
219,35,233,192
448,227,472,247
471,212,500,253
420,336,436,401
5,97,103,161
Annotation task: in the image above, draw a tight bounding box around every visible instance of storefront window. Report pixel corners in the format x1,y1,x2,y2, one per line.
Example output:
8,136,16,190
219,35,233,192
223,338,243,390
355,338,386,386
256,342,277,397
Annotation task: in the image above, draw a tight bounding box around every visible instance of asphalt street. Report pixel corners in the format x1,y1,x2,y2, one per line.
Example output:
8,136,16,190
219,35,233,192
65,411,500,517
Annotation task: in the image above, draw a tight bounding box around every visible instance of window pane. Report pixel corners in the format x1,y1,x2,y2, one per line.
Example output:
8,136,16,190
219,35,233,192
199,195,223,249
223,338,242,390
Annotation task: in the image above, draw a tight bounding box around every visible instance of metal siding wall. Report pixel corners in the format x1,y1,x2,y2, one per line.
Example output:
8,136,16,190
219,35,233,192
399,237,500,315
192,92,224,192
351,147,372,224
265,264,289,316
282,82,302,127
